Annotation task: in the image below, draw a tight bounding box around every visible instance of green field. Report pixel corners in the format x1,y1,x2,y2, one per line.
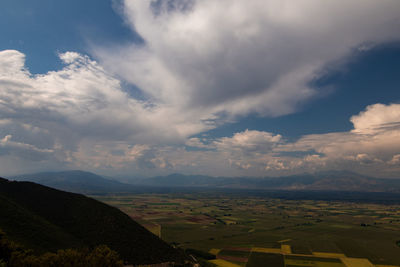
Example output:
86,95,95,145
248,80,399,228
94,192,400,266
247,253,284,267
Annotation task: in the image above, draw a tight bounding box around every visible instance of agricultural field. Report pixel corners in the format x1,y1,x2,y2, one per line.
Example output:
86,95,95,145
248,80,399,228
94,191,400,266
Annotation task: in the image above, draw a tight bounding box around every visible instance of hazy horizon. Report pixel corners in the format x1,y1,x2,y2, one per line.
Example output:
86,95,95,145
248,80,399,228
7,168,399,181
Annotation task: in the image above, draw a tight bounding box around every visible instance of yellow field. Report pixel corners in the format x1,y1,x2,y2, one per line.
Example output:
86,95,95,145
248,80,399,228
278,238,292,243
209,259,241,267
312,252,346,258
209,248,221,255
252,247,282,253
340,257,375,267
281,244,292,254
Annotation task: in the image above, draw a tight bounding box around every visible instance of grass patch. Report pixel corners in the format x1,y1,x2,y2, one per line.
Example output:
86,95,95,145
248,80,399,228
219,249,250,258
247,252,284,267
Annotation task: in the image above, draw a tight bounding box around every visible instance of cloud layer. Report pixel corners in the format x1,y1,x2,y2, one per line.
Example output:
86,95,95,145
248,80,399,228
1,0,400,177
184,103,400,177
97,0,400,120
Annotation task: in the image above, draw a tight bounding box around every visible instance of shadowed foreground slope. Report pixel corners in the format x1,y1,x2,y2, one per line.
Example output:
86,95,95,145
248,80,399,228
0,178,184,265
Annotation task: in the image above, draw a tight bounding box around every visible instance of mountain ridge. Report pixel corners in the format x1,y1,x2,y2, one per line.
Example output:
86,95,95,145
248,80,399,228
11,170,400,193
0,177,185,264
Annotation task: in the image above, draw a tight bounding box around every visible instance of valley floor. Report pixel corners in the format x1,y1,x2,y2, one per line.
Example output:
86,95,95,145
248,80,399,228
94,191,400,266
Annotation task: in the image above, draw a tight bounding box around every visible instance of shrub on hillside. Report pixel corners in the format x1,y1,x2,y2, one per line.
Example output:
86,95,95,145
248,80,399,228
0,229,123,267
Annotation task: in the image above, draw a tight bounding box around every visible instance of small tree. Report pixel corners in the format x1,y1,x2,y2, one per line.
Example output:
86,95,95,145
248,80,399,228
86,245,123,267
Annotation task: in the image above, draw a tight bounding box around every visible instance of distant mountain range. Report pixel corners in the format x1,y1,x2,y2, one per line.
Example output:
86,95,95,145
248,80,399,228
10,170,400,193
0,177,185,265
132,171,400,193
11,170,136,193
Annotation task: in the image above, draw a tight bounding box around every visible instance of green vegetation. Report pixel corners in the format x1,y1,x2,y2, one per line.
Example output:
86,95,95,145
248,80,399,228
0,229,123,267
95,191,400,266
0,178,186,265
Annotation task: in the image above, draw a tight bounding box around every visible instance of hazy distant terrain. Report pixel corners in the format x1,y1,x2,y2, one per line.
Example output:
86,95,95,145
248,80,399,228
12,170,400,194
131,171,400,193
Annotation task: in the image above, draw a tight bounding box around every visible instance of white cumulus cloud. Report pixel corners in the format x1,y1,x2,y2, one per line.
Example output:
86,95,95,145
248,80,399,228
96,0,400,123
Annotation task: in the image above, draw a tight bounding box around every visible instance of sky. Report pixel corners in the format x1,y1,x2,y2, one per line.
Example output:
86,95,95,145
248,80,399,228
0,0,400,178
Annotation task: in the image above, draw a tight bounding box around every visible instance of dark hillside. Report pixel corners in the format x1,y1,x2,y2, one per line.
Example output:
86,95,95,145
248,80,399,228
0,194,82,253
0,178,184,264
